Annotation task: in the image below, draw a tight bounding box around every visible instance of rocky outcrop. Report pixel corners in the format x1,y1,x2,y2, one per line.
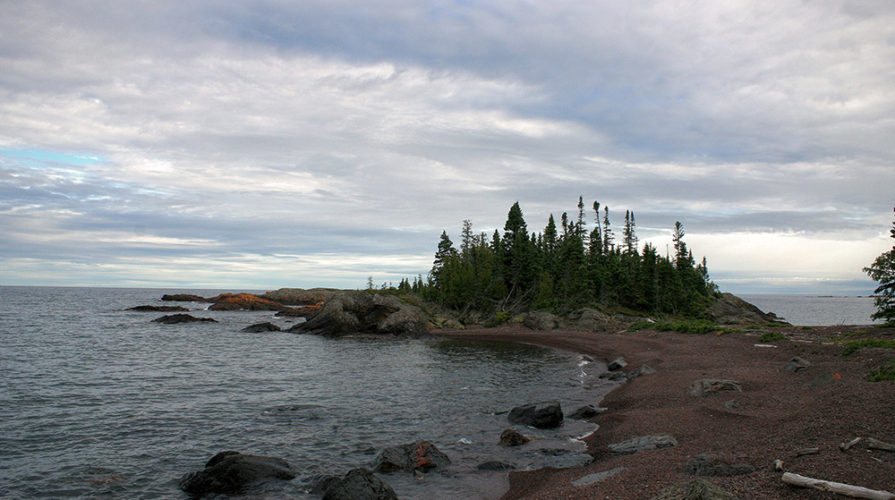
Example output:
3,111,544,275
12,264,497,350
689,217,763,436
317,468,397,500
289,291,428,338
688,379,742,397
241,322,281,333
508,401,563,429
704,293,787,325
129,305,189,312
524,311,563,330
262,288,342,306
208,293,285,311
568,308,614,331
161,294,210,302
372,440,451,473
153,314,217,324
608,434,678,455
178,451,295,495
276,303,324,318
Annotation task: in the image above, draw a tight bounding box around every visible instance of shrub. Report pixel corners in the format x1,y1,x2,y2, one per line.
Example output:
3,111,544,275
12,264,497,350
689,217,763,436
842,338,895,355
630,319,720,334
759,331,787,342
867,360,895,382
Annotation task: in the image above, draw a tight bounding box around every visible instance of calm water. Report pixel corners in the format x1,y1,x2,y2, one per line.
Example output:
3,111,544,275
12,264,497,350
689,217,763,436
740,294,881,326
0,287,610,499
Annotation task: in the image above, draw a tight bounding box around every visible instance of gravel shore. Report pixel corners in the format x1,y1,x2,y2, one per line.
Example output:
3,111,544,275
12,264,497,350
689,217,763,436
439,324,895,499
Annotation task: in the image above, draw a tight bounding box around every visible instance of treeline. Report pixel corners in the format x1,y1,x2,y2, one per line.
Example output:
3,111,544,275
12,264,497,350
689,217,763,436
397,197,718,316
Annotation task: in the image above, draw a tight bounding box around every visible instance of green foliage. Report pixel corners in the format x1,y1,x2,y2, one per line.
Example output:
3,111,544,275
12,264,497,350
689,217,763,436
867,360,895,382
418,197,718,317
759,331,787,342
629,319,720,334
864,206,895,323
484,310,511,328
841,338,895,355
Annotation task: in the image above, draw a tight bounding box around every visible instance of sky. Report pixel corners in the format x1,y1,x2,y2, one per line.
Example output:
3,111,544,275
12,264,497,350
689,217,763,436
1,1,894,294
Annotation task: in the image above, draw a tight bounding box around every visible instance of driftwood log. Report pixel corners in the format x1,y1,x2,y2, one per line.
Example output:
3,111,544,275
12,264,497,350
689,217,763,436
866,438,895,453
782,472,895,500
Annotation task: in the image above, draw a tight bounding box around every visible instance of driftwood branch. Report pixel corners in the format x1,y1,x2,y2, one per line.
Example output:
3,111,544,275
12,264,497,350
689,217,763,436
866,438,895,453
782,472,895,500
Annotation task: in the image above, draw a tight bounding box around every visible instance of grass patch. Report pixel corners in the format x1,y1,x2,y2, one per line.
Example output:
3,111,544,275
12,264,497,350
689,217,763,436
800,326,815,331
484,310,511,328
841,338,895,355
759,331,787,342
867,360,895,382
630,319,720,334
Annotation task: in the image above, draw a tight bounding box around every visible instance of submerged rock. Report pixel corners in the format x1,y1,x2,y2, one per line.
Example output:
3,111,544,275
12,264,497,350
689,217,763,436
152,314,217,324
372,440,451,473
319,468,397,500
241,322,281,333
128,305,189,312
178,451,295,495
508,401,563,429
477,461,516,471
499,429,530,447
161,294,210,302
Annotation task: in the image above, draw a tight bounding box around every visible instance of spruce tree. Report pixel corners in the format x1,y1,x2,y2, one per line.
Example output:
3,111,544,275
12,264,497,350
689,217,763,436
864,206,895,324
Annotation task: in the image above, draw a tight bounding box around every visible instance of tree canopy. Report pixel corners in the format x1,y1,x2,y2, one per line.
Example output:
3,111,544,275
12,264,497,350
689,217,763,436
419,198,718,316
864,206,895,324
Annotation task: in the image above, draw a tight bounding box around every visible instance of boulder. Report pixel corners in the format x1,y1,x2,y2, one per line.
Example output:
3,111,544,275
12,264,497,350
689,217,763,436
499,429,530,447
290,291,428,338
153,314,217,324
608,357,628,371
688,379,742,397
161,294,210,302
508,401,563,429
319,468,397,500
178,451,295,495
128,305,189,312
241,322,281,333
704,293,788,325
783,356,811,373
568,404,606,420
684,452,755,477
372,440,451,473
208,293,285,311
651,478,738,500
523,311,562,330
608,434,678,455
568,308,614,331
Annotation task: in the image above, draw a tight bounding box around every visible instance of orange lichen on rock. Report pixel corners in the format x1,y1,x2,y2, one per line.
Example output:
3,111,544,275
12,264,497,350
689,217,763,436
208,293,286,311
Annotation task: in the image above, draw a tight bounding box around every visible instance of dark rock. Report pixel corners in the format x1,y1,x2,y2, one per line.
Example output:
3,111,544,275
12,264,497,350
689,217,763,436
608,357,628,371
178,451,295,495
128,305,189,312
161,294,210,302
241,322,281,333
651,478,738,500
508,401,563,429
628,365,656,379
704,292,789,325
208,293,285,311
783,356,811,373
153,314,217,324
499,429,530,447
320,468,397,500
290,291,428,338
262,287,341,306
608,434,678,455
580,354,595,363
372,440,451,473
523,311,562,330
569,404,606,420
276,304,323,319
476,461,515,471
684,452,755,477
568,308,614,331
599,371,628,381
688,379,742,397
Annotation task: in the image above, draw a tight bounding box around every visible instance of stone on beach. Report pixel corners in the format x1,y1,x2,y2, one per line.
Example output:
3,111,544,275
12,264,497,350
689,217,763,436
372,440,451,473
688,379,742,397
499,429,530,447
608,357,628,371
783,356,811,373
319,468,397,500
508,401,563,429
178,451,295,495
608,434,678,455
683,452,755,477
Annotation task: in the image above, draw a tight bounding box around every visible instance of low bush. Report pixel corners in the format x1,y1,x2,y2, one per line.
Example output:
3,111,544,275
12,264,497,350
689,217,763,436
630,319,720,334
759,331,787,342
841,338,895,355
867,360,895,382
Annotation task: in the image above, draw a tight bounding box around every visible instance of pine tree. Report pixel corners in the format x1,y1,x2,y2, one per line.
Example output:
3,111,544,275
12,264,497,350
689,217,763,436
864,206,895,324
623,210,638,255
460,219,474,257
602,206,614,254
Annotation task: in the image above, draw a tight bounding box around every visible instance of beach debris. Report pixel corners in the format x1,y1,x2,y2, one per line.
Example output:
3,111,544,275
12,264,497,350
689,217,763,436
841,437,863,451
608,434,678,455
572,466,626,487
316,468,397,500
499,429,530,447
372,440,451,474
178,451,295,495
608,357,628,371
781,472,895,500
783,356,812,373
754,344,778,348
508,401,563,429
683,452,755,477
866,437,895,453
774,459,785,471
650,478,737,500
795,447,820,457
688,379,743,397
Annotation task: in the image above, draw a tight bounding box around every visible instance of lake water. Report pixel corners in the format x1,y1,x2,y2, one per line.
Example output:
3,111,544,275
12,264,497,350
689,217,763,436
739,294,881,326
0,287,610,499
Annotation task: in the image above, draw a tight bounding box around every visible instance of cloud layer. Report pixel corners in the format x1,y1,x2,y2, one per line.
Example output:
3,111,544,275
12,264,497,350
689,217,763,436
2,1,893,293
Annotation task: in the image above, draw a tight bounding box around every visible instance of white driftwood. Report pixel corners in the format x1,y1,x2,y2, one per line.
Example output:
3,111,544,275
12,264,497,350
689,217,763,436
841,437,863,451
782,472,895,500
866,438,895,452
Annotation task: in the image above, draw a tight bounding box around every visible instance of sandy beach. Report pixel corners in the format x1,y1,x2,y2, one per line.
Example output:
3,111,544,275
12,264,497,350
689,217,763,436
439,324,895,499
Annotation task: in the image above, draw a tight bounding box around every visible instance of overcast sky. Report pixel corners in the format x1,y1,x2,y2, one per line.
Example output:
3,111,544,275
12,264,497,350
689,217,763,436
1,0,893,294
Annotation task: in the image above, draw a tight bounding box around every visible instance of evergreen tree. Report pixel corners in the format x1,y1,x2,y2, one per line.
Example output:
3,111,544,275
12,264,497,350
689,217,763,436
431,231,456,287
864,206,895,324
460,219,474,257
602,206,614,254
623,210,638,255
